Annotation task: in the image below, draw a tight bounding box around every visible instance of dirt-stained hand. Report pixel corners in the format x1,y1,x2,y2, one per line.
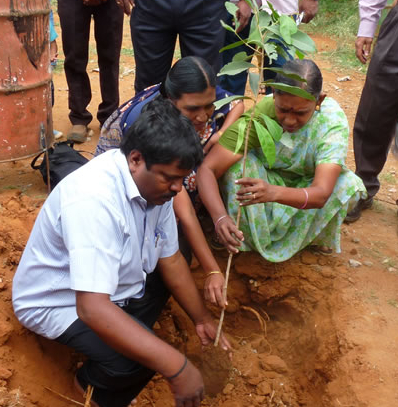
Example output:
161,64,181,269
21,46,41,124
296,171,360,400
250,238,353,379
196,319,232,354
168,360,205,407
355,36,373,64
215,216,244,254
235,177,273,206
204,273,227,308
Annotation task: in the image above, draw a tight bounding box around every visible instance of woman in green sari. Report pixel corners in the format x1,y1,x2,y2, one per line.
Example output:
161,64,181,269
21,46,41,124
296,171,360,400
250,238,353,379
197,59,366,262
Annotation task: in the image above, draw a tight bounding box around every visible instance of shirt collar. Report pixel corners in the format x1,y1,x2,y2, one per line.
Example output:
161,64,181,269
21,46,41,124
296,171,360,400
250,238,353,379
113,149,147,205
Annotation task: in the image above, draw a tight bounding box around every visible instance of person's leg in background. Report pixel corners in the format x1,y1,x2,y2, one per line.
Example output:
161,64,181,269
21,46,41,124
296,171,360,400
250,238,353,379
130,0,177,93
178,0,227,77
93,1,124,127
58,0,93,139
346,6,398,223
219,13,253,95
56,272,170,407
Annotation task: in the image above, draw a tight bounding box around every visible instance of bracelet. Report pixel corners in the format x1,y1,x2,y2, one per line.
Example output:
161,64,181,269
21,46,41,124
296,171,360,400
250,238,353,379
217,130,224,137
299,188,309,209
165,357,188,381
206,270,223,278
214,215,229,232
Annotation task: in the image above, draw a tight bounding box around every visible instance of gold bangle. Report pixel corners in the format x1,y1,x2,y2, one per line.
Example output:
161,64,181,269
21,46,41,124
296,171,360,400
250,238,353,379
206,270,223,278
217,130,223,137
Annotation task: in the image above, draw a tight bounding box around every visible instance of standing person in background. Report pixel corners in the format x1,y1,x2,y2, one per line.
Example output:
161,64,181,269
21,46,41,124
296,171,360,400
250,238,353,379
121,0,252,94
345,0,398,222
58,0,124,143
220,0,319,96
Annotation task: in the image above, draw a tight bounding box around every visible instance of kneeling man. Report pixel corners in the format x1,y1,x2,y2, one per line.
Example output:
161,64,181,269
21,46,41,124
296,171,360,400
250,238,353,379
12,97,230,407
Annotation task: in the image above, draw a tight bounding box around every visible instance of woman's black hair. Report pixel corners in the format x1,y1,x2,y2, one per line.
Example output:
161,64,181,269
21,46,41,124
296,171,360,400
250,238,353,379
159,56,216,100
274,59,323,99
120,96,203,170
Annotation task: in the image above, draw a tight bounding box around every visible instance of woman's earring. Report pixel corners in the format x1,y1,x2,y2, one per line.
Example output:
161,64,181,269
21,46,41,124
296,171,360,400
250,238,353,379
315,105,320,111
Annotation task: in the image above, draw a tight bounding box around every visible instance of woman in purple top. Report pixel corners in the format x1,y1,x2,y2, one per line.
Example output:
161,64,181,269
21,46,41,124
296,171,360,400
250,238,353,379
95,56,244,307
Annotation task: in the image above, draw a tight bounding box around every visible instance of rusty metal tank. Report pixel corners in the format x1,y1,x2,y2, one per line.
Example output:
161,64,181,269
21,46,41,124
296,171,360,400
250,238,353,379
0,0,53,162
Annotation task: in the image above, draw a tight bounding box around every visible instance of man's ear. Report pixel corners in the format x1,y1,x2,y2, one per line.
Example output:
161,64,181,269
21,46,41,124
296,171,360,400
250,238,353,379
127,150,144,174
317,93,326,107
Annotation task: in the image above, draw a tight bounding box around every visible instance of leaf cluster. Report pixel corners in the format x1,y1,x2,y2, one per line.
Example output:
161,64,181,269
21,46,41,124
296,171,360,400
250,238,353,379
216,0,317,167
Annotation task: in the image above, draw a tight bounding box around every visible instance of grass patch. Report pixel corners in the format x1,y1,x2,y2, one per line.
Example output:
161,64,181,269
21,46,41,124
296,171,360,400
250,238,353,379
372,200,386,214
379,173,397,184
301,0,365,72
388,299,398,308
121,48,134,56
52,59,64,74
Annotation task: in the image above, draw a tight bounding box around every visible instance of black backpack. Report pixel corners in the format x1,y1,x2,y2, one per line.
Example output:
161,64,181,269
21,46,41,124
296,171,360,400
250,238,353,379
31,141,90,191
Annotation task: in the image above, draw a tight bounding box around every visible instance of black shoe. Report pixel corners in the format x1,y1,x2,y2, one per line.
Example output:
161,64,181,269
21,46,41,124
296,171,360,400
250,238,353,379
344,197,373,223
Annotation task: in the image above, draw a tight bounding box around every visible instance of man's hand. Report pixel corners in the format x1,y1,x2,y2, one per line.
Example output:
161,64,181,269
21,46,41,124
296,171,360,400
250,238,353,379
215,215,244,254
299,0,319,24
167,359,205,407
355,36,373,64
236,0,252,33
196,319,232,353
115,0,134,15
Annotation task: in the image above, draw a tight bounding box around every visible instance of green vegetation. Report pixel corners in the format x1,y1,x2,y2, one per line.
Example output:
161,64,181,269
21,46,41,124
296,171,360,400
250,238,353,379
379,173,397,184
52,58,64,74
121,48,134,57
301,0,365,72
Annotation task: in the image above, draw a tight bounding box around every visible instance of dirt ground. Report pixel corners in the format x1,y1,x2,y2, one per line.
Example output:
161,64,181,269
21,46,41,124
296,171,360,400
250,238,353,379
1,16,398,407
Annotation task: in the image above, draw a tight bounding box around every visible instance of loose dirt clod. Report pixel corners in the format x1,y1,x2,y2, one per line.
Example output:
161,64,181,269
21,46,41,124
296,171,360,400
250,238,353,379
199,347,232,397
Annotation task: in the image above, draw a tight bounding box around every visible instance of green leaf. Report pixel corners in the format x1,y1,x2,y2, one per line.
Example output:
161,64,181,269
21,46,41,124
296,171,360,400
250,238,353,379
261,114,283,142
248,72,260,95
213,95,252,110
218,60,256,76
253,120,276,168
244,0,257,11
219,39,245,53
290,30,316,53
264,1,279,21
232,51,251,62
220,19,236,34
263,42,278,63
279,132,294,149
247,26,262,45
267,83,316,101
279,15,297,45
234,119,247,155
258,10,272,29
295,49,305,59
225,1,238,18
264,67,307,83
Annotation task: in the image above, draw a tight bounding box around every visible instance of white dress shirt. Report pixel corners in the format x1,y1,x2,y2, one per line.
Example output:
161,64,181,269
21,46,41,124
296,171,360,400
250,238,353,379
12,149,178,339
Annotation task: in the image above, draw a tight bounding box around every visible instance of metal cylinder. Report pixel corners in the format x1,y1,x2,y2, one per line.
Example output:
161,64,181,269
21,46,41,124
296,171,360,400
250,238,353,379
0,0,53,162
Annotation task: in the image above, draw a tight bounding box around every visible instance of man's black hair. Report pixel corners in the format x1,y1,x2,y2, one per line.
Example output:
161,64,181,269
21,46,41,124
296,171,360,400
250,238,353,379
274,59,323,99
120,97,203,170
159,56,216,100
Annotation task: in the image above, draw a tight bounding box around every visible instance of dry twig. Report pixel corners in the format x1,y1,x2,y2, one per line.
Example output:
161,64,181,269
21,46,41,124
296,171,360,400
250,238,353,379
45,386,85,406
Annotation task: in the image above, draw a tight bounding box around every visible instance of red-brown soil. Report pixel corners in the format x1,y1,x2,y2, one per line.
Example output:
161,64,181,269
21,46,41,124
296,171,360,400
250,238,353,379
1,18,398,407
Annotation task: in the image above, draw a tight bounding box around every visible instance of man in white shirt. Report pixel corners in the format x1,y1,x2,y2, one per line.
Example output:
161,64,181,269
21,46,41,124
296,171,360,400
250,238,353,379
345,0,398,222
12,97,231,407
